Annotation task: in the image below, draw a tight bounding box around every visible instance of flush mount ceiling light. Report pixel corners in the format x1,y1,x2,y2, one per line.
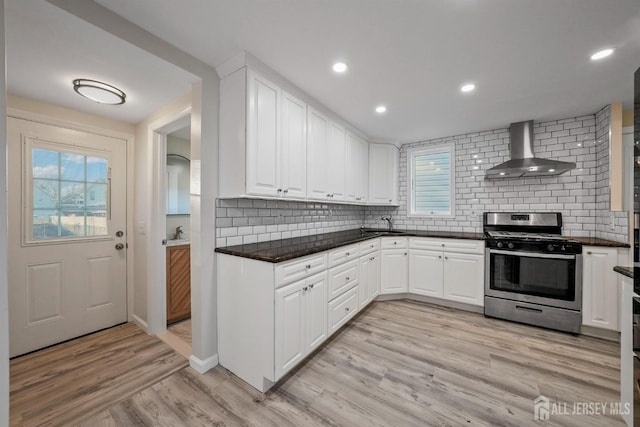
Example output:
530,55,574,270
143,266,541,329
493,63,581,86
460,83,476,93
73,79,126,105
332,62,348,73
590,48,614,61
375,105,387,113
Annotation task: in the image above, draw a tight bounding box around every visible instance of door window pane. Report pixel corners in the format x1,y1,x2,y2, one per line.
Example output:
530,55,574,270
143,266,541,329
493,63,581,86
30,147,109,240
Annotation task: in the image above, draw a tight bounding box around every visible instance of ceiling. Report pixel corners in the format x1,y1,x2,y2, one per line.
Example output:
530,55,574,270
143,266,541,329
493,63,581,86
6,1,640,141
5,0,198,124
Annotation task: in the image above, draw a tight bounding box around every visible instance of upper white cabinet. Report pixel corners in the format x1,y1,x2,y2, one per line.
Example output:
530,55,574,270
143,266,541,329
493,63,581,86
582,246,619,331
369,143,399,205
219,61,375,205
246,71,280,197
220,68,307,199
281,91,308,199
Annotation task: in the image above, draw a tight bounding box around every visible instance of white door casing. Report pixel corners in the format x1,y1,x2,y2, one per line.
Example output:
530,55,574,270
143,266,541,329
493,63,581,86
8,118,127,357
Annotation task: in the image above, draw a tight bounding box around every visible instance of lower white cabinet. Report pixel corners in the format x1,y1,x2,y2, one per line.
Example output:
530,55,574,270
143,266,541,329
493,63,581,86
359,252,380,308
409,249,443,297
408,247,483,306
381,248,409,294
442,252,484,306
582,246,619,331
275,272,327,379
328,286,359,334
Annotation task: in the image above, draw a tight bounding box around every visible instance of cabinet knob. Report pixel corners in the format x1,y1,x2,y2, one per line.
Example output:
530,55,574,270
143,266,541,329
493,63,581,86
309,284,314,289
587,251,592,255
393,241,397,245
346,252,350,256
283,189,289,194
277,188,282,192
303,286,308,291
404,252,407,256
345,307,350,312
388,199,392,202
306,264,311,269
345,277,350,281
445,256,448,260
438,255,442,259
441,244,445,247
370,257,375,261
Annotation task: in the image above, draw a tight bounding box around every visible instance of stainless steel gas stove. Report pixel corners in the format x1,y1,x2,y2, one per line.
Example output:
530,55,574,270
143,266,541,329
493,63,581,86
483,212,583,333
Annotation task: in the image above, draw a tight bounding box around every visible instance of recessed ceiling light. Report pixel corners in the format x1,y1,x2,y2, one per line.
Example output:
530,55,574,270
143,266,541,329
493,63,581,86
590,48,614,61
375,105,387,114
548,169,556,172
499,172,506,176
73,79,126,105
460,83,476,93
332,62,348,73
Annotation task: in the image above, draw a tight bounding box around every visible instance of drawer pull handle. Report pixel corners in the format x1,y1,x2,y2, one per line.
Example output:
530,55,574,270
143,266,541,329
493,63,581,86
515,305,543,313
306,264,311,269
345,277,350,281
370,257,374,261
370,244,374,248
309,284,314,289
302,286,308,291
345,307,350,312
346,252,350,256
587,251,592,255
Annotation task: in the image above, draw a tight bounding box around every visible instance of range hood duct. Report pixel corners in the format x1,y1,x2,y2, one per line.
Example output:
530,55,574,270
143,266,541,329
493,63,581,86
485,120,576,179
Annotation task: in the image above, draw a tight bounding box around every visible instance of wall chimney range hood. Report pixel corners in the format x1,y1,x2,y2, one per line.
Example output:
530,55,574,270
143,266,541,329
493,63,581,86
485,121,576,179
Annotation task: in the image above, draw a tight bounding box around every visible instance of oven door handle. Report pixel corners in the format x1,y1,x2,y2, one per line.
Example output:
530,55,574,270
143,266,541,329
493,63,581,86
489,249,577,260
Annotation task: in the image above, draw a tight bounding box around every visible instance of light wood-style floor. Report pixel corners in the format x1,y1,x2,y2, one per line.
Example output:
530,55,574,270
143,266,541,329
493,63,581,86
10,323,188,426
168,319,192,345
78,301,623,426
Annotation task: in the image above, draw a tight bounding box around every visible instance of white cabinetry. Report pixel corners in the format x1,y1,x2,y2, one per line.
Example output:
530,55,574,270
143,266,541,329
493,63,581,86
381,237,409,294
275,271,327,379
582,246,619,331
369,143,399,205
346,131,369,203
359,252,380,308
407,238,484,306
307,107,330,200
220,68,307,199
328,122,346,201
281,91,307,198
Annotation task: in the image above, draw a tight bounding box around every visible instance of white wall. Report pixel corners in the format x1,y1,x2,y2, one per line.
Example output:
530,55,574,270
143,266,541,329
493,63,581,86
0,1,8,425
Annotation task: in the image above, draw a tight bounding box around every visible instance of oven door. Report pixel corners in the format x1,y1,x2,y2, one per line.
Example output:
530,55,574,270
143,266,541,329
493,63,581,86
485,248,582,311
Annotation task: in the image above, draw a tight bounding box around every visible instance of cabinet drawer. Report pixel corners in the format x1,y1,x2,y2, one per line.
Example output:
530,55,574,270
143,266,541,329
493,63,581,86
328,286,359,334
328,259,359,300
409,237,484,254
328,244,360,268
275,253,327,288
381,237,408,249
359,238,380,256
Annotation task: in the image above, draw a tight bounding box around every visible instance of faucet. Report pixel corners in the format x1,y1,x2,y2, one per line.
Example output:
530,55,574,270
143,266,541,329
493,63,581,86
381,216,393,232
175,226,184,240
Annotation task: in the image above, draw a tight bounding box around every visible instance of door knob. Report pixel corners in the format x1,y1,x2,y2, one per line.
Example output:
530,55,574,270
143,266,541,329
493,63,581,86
115,243,125,250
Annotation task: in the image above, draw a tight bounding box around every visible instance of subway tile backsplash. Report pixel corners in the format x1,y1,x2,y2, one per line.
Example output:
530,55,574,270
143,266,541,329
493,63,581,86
216,110,628,247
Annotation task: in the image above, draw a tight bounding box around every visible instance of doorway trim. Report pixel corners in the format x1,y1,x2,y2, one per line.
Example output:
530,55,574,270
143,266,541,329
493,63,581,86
6,107,135,321
145,104,192,337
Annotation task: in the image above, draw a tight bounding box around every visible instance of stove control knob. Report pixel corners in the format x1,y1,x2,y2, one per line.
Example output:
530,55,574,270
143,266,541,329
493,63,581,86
507,242,515,249
547,244,555,252
496,241,504,248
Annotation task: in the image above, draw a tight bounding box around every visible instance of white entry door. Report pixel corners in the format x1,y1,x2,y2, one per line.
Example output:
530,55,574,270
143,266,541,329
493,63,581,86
8,117,128,357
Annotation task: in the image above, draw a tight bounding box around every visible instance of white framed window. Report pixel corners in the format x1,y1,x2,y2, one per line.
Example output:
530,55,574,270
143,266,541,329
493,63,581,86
408,143,455,217
24,137,112,245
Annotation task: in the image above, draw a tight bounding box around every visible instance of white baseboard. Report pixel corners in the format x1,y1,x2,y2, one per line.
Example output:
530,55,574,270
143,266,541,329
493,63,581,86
132,314,149,334
375,293,484,314
189,353,219,374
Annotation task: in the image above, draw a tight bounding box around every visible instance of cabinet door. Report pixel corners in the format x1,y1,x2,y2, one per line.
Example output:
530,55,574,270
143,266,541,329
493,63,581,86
369,252,380,300
582,247,619,330
281,91,307,199
409,249,443,298
344,132,358,202
358,255,372,309
380,249,408,294
369,144,396,204
357,137,369,202
307,107,330,200
443,252,484,306
275,279,306,379
328,122,346,201
246,71,280,197
305,273,328,353
166,245,191,324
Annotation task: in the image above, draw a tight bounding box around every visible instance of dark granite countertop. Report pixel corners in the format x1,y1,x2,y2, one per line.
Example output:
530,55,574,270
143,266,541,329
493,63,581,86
215,228,631,263
567,237,630,248
613,266,634,279
215,229,484,263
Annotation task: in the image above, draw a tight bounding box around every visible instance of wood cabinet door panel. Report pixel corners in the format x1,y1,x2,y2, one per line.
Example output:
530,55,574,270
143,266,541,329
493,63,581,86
167,245,191,324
